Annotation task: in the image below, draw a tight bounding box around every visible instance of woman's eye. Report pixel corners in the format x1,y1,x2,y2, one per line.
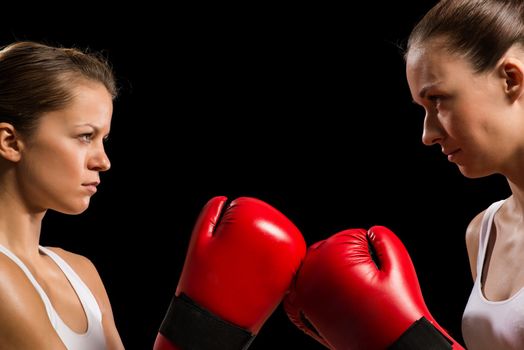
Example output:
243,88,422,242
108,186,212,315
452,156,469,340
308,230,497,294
79,133,93,142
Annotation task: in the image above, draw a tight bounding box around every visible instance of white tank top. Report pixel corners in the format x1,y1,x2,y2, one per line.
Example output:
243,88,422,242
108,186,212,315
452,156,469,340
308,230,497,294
462,199,524,350
0,245,107,350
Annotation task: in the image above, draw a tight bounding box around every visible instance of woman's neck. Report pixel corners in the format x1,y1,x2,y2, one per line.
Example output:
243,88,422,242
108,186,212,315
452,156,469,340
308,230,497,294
507,179,524,216
0,189,45,260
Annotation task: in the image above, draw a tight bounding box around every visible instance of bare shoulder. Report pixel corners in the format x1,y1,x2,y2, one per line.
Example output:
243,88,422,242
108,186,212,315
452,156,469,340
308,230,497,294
0,253,66,349
0,252,46,311
46,247,126,349
465,210,485,281
465,210,484,251
47,247,94,269
45,247,107,305
46,247,98,276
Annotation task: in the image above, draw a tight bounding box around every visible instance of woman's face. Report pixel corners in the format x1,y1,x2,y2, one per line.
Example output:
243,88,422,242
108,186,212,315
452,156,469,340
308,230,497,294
17,80,113,214
406,40,524,179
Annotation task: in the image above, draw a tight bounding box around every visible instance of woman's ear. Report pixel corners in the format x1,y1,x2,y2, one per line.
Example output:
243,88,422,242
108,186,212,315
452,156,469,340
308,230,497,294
0,123,23,162
500,56,524,102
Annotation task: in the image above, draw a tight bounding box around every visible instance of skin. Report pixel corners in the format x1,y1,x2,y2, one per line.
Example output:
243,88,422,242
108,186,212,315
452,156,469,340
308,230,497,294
406,38,524,302
0,80,125,349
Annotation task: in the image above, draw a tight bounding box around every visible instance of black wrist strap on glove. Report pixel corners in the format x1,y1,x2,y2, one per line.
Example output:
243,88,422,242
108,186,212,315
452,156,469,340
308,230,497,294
388,316,453,350
159,293,256,350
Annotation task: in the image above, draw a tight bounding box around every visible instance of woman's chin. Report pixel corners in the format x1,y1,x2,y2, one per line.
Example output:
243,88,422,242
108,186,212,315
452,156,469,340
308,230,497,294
457,164,493,179
54,200,91,215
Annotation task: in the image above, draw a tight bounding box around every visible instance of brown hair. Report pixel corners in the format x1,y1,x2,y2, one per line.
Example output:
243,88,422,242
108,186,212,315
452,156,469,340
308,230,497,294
0,41,117,136
406,0,524,73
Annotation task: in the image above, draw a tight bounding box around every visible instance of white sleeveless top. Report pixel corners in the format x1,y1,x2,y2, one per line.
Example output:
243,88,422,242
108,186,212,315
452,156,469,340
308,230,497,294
462,199,524,350
0,245,107,350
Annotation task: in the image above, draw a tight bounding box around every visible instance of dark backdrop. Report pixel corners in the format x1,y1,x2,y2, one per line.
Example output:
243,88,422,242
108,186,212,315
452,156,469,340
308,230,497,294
1,2,510,349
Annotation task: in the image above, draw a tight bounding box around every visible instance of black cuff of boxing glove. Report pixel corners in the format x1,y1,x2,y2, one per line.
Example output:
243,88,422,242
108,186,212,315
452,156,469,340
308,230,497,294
159,293,256,350
388,317,453,350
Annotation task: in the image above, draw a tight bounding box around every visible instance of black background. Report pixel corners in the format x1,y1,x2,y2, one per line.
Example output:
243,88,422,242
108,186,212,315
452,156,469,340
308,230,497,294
1,2,511,349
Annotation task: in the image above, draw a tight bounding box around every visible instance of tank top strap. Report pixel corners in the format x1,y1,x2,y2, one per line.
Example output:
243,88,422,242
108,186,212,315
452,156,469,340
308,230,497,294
38,246,102,323
0,245,107,349
0,244,58,326
476,199,506,277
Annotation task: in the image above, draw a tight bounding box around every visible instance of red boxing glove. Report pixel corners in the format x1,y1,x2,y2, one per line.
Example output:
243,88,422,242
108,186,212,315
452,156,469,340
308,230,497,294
284,225,465,350
154,196,306,350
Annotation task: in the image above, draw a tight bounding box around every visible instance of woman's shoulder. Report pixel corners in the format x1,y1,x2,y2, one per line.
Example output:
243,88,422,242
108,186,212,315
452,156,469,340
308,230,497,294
465,209,485,247
45,247,103,291
0,251,67,349
0,251,36,292
464,209,485,281
0,251,44,296
464,199,507,279
45,246,98,275
466,199,506,247
45,247,111,313
47,248,125,349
